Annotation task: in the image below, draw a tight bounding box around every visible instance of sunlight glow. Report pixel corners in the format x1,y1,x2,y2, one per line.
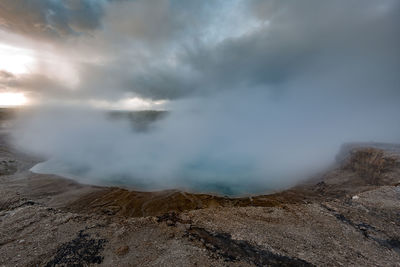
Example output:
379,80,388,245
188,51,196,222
0,43,35,74
0,92,28,106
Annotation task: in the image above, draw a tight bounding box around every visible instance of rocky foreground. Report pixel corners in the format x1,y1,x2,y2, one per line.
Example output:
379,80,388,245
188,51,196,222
1,117,400,266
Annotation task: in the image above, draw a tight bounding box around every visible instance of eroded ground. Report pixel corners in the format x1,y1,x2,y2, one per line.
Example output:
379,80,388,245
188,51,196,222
0,110,400,266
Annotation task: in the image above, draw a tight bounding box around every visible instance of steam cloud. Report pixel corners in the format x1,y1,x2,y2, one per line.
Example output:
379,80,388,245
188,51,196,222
4,0,400,195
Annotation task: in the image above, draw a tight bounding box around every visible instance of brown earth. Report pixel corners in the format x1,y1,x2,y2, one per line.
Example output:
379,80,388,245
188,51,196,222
0,109,400,266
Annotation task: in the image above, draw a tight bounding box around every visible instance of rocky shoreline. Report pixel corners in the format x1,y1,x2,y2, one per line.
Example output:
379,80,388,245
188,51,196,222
1,125,400,265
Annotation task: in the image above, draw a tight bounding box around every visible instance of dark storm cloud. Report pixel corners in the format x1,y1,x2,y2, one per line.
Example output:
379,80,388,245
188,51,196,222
102,0,212,44
0,0,108,39
72,0,400,101
1,0,399,102
0,0,227,101
153,0,400,99
0,0,217,43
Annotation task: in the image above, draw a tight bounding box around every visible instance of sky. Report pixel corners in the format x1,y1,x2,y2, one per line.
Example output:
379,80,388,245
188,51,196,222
0,0,399,108
1,0,400,194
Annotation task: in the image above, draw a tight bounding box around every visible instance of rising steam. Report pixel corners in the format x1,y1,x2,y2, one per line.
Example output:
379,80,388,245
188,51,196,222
12,85,400,195
5,0,400,195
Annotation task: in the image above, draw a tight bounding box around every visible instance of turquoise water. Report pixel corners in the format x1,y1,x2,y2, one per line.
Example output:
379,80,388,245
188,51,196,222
31,157,275,196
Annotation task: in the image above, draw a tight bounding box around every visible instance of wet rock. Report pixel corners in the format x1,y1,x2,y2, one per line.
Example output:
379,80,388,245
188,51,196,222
44,230,107,267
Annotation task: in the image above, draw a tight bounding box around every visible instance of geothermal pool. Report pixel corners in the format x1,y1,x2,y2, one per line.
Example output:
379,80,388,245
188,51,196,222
30,158,289,196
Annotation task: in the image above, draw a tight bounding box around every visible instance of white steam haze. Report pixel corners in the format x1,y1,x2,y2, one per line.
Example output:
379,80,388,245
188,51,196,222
2,0,400,195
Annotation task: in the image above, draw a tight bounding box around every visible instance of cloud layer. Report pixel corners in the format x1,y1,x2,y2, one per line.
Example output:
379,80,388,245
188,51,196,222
0,0,107,40
1,0,399,104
